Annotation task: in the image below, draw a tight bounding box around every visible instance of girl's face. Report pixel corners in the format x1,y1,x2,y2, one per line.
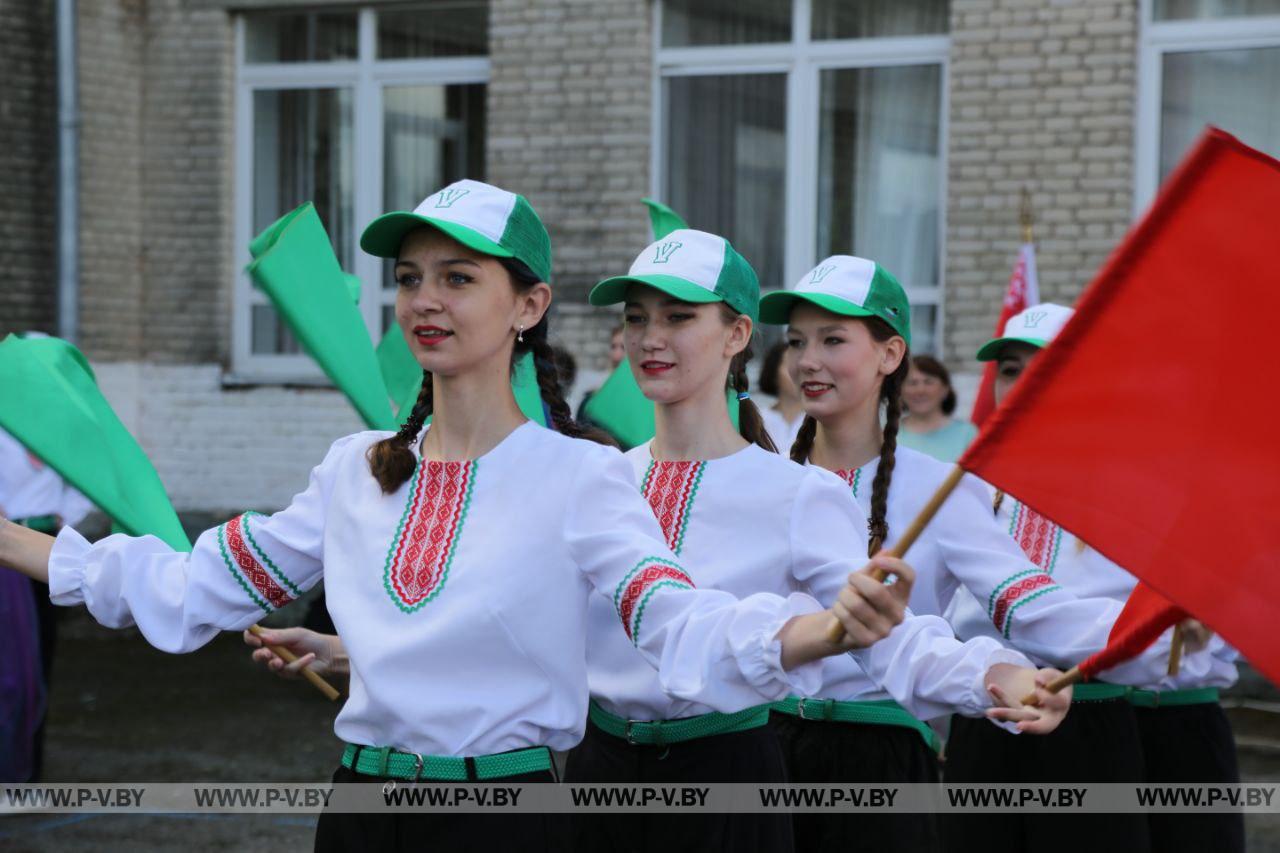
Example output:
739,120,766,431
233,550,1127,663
785,302,906,421
993,342,1041,405
622,284,749,405
902,365,949,417
393,227,549,377
608,329,626,370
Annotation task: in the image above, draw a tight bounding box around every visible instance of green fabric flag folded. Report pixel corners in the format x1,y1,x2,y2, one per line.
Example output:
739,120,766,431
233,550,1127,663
642,198,689,240
581,358,738,450
0,335,192,551
246,203,396,431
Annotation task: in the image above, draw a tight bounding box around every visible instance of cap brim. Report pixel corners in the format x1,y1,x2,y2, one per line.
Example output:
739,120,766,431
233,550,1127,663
975,335,1049,362
758,291,880,325
360,212,515,262
588,274,724,307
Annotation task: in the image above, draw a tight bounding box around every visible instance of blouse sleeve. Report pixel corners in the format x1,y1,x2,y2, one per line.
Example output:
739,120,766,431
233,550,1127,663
564,443,825,710
932,474,1180,683
787,470,1031,718
848,613,1032,718
45,433,363,653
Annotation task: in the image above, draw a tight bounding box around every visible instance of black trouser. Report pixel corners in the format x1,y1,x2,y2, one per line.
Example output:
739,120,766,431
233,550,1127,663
315,764,563,853
769,712,942,853
1135,701,1243,853
943,700,1149,853
564,718,794,853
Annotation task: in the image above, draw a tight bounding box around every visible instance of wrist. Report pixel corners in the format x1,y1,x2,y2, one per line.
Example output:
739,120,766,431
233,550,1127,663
778,611,834,670
327,636,351,678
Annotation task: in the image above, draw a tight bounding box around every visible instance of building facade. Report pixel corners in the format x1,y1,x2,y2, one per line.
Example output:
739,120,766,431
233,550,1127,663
4,0,1279,512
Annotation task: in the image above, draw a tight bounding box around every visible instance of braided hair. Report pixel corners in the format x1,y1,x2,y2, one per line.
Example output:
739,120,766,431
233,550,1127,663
368,256,608,494
788,316,908,557
718,304,777,453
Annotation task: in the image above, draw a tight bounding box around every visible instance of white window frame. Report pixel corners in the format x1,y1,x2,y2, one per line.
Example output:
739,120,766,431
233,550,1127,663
651,0,950,349
232,8,489,382
1134,0,1280,216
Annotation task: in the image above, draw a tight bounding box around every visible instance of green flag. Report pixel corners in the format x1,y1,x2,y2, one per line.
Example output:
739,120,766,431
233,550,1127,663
0,335,191,551
582,358,738,449
246,203,396,431
641,198,689,240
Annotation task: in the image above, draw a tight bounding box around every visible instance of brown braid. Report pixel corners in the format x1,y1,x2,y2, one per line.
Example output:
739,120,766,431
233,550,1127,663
368,369,433,493
992,489,1005,515
789,415,818,464
729,345,777,453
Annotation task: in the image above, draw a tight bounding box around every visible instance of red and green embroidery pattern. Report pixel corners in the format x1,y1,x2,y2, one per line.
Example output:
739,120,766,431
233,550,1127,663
834,468,862,498
614,556,695,645
1008,500,1064,574
382,460,477,614
987,569,1061,638
640,460,705,556
216,514,296,613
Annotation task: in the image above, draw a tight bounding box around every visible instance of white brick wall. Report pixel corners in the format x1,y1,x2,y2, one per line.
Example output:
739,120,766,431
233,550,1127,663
95,363,364,512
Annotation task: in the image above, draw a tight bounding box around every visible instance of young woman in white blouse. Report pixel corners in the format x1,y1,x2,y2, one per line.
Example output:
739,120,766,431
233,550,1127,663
757,256,1201,853
0,183,901,853
247,230,1070,853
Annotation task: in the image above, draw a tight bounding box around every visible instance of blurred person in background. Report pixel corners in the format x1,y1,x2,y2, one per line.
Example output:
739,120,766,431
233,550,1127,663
756,341,804,453
899,355,978,463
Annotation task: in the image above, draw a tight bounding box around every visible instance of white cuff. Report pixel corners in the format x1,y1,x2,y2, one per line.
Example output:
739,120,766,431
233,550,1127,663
47,526,91,606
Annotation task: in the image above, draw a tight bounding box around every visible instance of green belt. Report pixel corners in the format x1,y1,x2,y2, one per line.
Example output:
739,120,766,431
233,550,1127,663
772,697,941,754
341,743,552,782
1071,682,1132,702
17,515,58,534
1128,687,1220,708
588,700,769,746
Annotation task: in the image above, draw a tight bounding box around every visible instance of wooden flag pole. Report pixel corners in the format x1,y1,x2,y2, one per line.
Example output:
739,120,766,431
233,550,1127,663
1020,186,1035,244
248,624,341,702
825,466,967,643
1167,623,1186,676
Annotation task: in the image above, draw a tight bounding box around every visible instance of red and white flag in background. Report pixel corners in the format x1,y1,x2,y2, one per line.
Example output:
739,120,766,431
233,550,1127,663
970,243,1040,426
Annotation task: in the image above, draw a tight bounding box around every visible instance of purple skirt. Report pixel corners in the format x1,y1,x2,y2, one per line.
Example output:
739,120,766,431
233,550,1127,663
0,566,45,781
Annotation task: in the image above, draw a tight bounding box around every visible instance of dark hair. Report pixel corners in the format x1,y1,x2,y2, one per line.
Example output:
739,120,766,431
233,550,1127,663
719,304,777,454
758,341,788,398
789,316,908,556
368,256,608,494
910,354,956,416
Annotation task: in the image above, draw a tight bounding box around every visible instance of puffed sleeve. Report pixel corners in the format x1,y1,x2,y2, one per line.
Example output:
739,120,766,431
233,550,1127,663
787,470,1032,718
46,432,365,653
931,473,1178,681
564,443,824,709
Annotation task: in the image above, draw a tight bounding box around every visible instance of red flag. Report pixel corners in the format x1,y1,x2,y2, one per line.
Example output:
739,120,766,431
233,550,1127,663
971,243,1039,426
958,128,1280,685
1077,584,1187,680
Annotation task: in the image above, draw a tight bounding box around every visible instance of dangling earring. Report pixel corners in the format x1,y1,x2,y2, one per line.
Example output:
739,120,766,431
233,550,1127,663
516,325,525,344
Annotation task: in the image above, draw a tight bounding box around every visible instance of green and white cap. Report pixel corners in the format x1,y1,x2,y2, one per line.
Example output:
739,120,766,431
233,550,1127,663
360,179,552,283
758,255,911,345
588,229,760,322
975,302,1074,361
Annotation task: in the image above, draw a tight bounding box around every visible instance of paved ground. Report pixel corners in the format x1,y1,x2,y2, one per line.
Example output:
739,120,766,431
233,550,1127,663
2,607,1279,852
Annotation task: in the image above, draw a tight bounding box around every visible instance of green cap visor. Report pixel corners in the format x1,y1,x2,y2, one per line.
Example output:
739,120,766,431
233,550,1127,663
589,274,728,308
975,335,1049,362
759,291,911,346
361,212,516,264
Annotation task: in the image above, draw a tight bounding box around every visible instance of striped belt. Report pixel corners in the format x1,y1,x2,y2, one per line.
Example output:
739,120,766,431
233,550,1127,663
589,700,769,746
16,515,58,534
772,697,941,754
341,743,552,782
1128,687,1220,708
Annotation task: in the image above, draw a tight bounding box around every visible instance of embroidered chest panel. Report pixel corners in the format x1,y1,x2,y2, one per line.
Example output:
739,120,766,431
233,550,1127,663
383,460,477,613
1007,499,1064,574
834,468,862,499
640,460,705,556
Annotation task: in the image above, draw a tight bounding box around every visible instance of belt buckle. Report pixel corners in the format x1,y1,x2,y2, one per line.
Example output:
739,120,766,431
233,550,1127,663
409,753,425,786
797,699,812,721
624,720,642,746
